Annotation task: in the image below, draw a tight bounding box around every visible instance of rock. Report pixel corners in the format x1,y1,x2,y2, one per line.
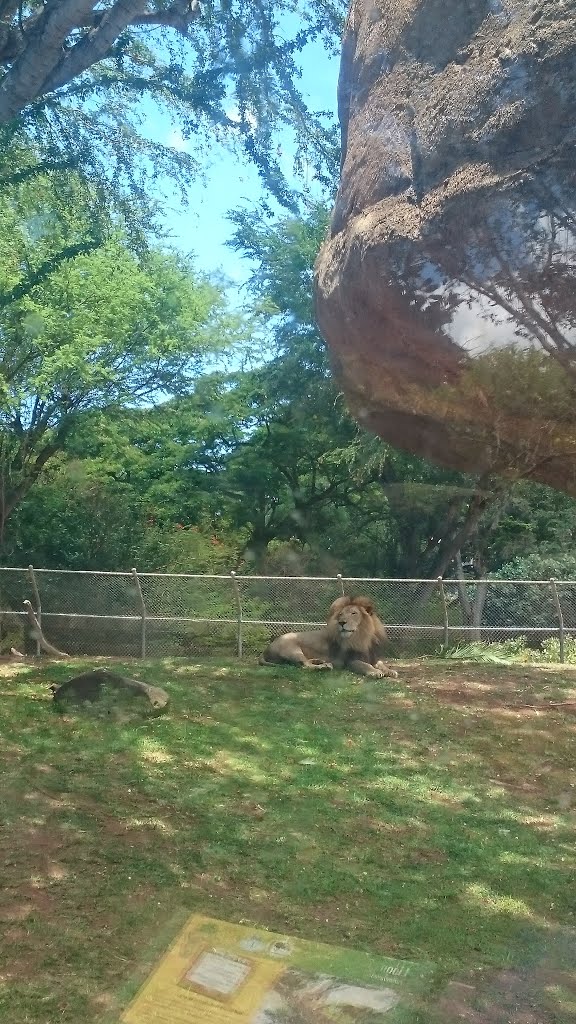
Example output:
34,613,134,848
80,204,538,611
315,0,576,494
50,669,169,712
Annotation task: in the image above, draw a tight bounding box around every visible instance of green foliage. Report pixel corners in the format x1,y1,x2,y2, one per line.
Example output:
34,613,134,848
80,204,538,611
491,552,576,581
146,522,247,574
4,457,149,570
0,161,233,533
0,156,112,309
538,636,576,664
436,634,576,666
2,237,223,406
436,638,531,664
5,193,576,586
481,483,576,569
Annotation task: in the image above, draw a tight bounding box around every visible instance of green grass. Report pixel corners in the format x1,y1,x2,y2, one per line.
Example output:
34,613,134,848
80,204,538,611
1,656,576,1022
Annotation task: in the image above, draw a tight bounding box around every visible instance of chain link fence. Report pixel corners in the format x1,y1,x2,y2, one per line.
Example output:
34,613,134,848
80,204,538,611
0,566,574,661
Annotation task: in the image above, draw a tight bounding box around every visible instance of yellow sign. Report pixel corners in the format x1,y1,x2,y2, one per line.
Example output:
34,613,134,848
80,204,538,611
121,916,285,1024
120,913,433,1023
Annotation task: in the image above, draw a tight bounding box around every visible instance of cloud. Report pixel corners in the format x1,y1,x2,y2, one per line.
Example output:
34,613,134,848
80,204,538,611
166,128,190,152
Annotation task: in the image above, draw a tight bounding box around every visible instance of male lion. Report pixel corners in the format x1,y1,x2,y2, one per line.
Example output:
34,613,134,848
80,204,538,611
259,595,398,678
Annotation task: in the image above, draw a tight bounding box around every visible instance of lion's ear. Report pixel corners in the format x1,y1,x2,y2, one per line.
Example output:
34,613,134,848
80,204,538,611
353,595,375,615
329,595,351,618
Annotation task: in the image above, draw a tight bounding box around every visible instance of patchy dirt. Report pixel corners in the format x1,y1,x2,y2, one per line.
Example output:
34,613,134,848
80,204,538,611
434,963,576,1023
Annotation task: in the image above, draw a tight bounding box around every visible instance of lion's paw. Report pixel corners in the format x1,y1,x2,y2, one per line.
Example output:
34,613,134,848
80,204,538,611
374,661,399,678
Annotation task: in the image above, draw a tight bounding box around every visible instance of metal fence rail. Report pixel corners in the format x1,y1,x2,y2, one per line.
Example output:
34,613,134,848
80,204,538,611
0,566,574,661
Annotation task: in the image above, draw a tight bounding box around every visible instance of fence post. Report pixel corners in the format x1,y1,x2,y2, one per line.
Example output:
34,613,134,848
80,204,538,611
131,568,147,658
28,564,41,657
336,573,345,596
230,571,243,658
438,576,449,649
549,577,565,664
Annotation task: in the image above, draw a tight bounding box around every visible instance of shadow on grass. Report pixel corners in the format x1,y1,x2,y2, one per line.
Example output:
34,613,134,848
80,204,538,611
0,656,575,1023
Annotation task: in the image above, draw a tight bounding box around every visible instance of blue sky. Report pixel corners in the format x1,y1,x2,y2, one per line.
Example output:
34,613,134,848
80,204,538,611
141,32,339,291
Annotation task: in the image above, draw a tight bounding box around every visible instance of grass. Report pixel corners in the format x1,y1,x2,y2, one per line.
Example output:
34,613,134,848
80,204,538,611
1,656,576,1022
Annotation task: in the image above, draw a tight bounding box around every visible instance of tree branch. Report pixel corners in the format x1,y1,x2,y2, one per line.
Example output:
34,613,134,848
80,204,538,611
23,600,71,658
0,2,203,117
42,0,149,95
0,0,97,123
0,155,77,185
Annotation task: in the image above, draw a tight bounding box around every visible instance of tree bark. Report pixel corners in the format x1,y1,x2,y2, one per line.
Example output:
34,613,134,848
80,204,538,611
410,477,498,616
0,1,203,123
0,1,97,123
454,551,488,643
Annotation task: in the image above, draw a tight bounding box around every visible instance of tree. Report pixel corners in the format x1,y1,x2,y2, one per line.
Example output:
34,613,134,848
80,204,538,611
0,218,231,534
3,454,150,570
226,204,390,566
0,1,342,208
0,146,131,311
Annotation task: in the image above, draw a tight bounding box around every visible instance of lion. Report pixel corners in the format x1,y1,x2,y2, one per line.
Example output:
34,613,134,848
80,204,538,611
259,595,398,678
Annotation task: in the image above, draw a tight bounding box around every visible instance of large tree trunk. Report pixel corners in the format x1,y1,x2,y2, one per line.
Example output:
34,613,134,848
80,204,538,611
454,551,488,644
315,0,576,498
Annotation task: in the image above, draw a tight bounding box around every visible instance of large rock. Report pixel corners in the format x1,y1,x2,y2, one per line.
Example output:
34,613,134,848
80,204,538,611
315,0,576,493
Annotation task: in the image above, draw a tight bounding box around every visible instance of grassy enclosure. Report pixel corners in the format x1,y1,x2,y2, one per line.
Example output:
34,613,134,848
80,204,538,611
1,657,576,1023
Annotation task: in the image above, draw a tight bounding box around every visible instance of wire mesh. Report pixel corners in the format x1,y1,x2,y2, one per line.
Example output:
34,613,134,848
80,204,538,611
34,570,140,656
138,573,237,657
0,568,571,660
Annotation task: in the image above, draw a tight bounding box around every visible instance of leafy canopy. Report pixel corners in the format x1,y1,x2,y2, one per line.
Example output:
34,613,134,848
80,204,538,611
0,160,235,529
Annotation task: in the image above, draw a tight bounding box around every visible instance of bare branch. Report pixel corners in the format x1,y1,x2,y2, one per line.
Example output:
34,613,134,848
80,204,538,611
134,0,201,34
0,2,203,115
23,599,71,658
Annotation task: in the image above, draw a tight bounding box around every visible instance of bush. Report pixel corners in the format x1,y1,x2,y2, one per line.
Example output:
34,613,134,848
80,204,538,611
537,635,576,664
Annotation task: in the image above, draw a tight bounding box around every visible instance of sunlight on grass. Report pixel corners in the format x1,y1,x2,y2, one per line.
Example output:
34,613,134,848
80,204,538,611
137,739,173,763
125,817,175,834
0,664,30,678
464,882,538,919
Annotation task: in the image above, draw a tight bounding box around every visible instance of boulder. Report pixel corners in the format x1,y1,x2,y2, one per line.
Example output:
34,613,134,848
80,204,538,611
50,669,169,713
315,0,576,493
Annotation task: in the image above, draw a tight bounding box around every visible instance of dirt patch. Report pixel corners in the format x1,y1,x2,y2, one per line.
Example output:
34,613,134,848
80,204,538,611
0,887,53,924
434,963,576,1023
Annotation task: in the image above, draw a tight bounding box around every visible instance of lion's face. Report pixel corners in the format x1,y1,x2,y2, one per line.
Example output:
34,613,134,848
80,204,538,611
333,603,366,637
326,595,387,654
